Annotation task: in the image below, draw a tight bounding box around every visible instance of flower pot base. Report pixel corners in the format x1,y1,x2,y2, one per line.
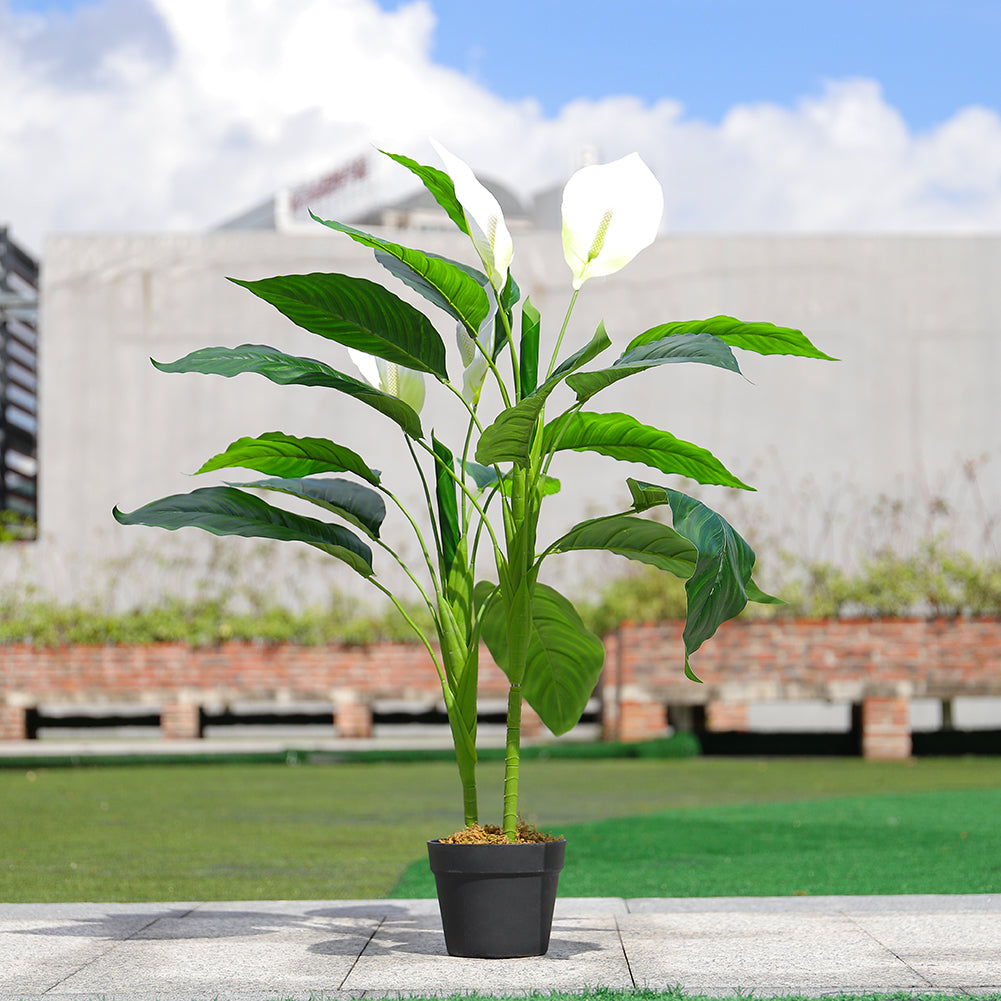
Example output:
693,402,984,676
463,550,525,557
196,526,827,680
427,838,566,958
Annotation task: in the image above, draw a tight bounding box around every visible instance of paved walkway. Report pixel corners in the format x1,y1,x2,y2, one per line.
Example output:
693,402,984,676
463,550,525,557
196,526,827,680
2,894,999,1000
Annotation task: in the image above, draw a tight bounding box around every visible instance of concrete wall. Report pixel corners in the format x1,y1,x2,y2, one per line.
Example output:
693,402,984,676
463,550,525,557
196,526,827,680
16,230,1001,607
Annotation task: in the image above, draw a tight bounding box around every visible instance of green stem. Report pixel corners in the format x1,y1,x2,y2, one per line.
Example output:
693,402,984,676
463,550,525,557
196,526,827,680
493,297,520,400
380,485,442,604
498,465,537,841
372,538,436,612
405,436,444,564
544,288,581,380
502,683,522,839
414,437,504,556
368,579,442,677
540,401,584,479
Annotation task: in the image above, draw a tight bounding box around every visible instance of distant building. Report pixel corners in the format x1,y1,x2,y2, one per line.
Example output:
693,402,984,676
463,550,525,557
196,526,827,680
7,155,1001,606
0,227,38,538
216,149,542,234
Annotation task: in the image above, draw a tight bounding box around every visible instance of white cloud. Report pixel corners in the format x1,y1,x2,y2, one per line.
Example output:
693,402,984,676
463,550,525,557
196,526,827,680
2,0,1001,255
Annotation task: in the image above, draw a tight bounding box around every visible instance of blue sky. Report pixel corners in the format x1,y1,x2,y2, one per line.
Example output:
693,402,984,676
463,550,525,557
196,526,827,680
4,0,1001,248
13,0,1001,130
417,0,1001,130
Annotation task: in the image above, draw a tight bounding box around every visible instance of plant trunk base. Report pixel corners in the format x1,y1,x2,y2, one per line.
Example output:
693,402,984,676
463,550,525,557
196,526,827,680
427,839,566,958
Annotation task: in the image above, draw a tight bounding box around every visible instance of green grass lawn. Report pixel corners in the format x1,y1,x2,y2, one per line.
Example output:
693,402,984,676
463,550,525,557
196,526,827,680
2,756,1000,901
393,787,1001,897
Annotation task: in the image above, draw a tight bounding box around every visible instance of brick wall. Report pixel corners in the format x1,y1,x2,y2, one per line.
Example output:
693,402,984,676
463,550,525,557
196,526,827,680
3,616,1000,756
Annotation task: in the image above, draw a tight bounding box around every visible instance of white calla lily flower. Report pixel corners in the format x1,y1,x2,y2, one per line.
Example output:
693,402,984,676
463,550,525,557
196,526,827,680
455,285,496,404
431,138,513,290
461,350,489,404
456,323,489,403
561,152,664,290
348,348,425,414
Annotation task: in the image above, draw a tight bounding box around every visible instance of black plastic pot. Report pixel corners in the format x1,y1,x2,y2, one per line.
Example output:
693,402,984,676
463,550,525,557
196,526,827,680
427,838,566,958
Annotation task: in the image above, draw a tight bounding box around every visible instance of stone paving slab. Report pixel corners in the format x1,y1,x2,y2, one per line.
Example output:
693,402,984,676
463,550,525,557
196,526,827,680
1,895,998,1000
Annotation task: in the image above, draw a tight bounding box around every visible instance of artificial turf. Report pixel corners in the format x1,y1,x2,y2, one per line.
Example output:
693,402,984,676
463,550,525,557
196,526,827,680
2,756,1000,902
390,787,1001,897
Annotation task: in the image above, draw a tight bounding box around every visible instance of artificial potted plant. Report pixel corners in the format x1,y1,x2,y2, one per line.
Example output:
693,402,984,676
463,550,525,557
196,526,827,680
115,141,832,958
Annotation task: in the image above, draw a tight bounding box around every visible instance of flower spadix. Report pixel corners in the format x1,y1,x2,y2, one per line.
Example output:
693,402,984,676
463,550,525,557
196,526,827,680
431,138,513,290
348,348,425,414
561,152,664,290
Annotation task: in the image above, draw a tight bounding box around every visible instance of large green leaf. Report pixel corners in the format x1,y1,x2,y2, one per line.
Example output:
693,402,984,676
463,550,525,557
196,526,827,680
476,323,612,466
548,515,698,578
310,215,490,337
152,344,422,438
197,432,380,486
231,477,385,539
547,320,613,386
432,434,460,576
626,315,836,361
542,412,753,490
379,149,469,235
626,478,759,678
228,273,448,379
567,331,742,403
113,486,374,576
519,298,540,397
478,582,605,736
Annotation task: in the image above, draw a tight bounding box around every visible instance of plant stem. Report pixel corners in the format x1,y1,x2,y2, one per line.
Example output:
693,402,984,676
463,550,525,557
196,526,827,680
498,466,537,841
544,288,581,380
502,683,522,839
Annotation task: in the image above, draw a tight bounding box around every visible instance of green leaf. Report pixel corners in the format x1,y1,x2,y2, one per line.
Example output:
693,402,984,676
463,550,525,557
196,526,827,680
230,477,385,539
462,460,498,491
547,320,613,386
519,298,540,397
479,582,605,736
463,462,560,499
548,515,697,579
626,479,760,670
746,578,784,605
474,398,544,467
543,412,753,490
476,322,612,466
626,477,673,512
379,149,470,235
627,315,837,361
310,215,491,337
499,270,521,313
567,331,741,403
432,434,460,576
152,344,423,437
228,273,448,379
197,432,380,486
113,486,374,576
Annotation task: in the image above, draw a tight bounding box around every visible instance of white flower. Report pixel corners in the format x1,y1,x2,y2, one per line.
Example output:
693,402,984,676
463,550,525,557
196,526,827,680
348,349,425,414
561,153,664,290
456,323,489,404
455,282,496,404
431,138,514,290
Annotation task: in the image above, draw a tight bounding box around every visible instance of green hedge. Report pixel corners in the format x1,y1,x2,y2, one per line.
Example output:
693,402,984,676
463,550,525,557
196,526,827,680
2,534,999,648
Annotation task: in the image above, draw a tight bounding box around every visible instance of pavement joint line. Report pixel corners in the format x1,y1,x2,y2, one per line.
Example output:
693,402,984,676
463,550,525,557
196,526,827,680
839,906,935,989
38,906,178,996
339,914,386,990
612,914,637,989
